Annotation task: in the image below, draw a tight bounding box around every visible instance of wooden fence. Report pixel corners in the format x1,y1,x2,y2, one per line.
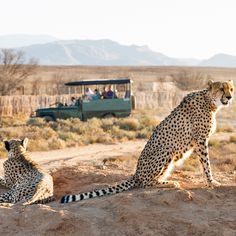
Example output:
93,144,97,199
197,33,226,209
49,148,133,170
0,92,186,116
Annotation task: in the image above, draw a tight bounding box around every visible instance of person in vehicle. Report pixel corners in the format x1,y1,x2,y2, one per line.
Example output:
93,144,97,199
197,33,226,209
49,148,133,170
113,89,118,99
92,89,101,100
69,97,76,106
101,86,107,99
106,85,114,99
85,88,94,100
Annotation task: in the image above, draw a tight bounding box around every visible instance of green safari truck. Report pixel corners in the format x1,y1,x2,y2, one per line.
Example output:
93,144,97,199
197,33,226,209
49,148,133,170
34,78,135,121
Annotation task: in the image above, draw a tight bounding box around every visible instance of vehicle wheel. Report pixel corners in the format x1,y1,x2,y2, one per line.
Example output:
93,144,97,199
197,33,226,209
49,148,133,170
43,116,54,122
103,113,115,119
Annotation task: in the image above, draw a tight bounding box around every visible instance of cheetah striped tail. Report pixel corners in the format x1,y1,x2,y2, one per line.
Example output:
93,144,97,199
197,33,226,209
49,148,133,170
60,178,136,204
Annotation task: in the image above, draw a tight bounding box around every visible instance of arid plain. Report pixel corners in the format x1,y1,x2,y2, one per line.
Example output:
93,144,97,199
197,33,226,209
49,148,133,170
0,66,235,236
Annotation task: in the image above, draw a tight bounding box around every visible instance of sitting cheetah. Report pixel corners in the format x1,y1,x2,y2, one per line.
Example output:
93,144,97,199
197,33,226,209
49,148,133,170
61,80,234,204
0,138,54,205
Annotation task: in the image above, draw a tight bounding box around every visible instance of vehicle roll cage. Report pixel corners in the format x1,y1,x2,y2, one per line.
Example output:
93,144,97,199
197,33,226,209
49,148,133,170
65,78,132,97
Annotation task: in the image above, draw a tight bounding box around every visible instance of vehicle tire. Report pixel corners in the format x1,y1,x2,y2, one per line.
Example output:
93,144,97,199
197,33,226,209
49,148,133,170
103,113,115,119
43,116,54,122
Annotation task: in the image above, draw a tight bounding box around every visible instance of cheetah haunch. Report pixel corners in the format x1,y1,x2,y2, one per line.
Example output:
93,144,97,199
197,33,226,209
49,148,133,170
61,80,234,204
0,138,54,205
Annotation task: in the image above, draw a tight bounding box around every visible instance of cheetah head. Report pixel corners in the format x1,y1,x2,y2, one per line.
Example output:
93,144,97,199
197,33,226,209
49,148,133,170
4,138,28,158
208,80,234,108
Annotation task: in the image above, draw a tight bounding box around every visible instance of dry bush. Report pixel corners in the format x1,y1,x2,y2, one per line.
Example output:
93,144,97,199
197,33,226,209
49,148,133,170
208,139,221,147
136,128,152,139
229,135,236,143
27,139,49,152
170,70,211,91
48,138,66,150
58,131,80,142
182,156,200,172
0,112,160,153
116,118,140,131
27,117,46,127
0,114,28,128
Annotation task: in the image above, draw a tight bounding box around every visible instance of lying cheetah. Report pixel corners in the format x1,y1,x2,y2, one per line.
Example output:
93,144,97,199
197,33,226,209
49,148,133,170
0,138,54,205
61,80,234,204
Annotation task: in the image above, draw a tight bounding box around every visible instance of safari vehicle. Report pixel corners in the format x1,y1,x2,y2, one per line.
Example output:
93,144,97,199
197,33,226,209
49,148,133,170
34,78,135,121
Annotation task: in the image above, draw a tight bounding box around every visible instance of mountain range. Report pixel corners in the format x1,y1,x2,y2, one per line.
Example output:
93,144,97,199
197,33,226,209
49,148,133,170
0,34,236,67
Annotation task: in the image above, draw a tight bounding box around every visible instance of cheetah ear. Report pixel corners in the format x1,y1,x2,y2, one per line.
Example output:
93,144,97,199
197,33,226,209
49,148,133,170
4,141,10,151
228,80,234,85
21,138,28,149
208,80,214,90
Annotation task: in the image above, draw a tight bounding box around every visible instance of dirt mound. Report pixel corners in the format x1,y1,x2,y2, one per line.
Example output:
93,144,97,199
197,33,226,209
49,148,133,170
52,164,131,199
0,141,235,236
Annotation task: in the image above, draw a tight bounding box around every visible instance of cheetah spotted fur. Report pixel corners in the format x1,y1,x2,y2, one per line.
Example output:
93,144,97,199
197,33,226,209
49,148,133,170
0,138,54,205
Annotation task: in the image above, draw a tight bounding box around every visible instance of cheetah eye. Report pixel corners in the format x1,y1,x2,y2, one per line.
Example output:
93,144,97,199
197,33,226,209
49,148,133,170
220,87,224,91
230,88,233,92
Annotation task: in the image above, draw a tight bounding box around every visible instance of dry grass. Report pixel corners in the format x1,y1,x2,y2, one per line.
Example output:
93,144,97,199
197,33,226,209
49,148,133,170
229,135,236,143
0,114,28,128
217,102,236,121
176,137,236,173
216,124,234,133
1,110,235,174
0,113,159,156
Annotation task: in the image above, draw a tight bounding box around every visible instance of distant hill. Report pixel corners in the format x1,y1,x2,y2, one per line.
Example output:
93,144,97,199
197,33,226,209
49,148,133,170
0,34,236,67
19,39,200,66
199,53,236,67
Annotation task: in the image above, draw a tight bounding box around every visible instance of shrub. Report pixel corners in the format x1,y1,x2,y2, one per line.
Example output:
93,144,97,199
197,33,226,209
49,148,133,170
0,114,28,128
139,115,159,128
27,117,46,127
229,135,236,143
27,139,49,152
0,111,161,151
136,128,152,139
116,118,140,131
48,138,66,150
208,139,221,147
58,131,79,142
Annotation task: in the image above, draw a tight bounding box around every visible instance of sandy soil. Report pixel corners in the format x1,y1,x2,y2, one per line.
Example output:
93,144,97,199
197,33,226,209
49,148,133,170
0,140,235,236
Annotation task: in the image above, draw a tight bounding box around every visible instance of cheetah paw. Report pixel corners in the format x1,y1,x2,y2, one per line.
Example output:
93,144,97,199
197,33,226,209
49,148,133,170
208,180,221,188
172,181,181,188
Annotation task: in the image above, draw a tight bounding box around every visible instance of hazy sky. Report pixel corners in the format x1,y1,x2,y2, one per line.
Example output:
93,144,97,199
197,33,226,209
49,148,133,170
1,0,236,59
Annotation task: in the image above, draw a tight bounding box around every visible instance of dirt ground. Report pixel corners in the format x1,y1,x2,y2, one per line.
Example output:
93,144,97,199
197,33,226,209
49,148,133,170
0,140,235,236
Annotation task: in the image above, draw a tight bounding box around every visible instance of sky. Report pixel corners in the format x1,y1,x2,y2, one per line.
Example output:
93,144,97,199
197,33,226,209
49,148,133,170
1,0,236,59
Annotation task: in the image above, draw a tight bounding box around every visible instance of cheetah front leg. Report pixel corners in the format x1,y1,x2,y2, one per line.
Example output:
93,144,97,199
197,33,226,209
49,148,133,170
195,141,221,187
